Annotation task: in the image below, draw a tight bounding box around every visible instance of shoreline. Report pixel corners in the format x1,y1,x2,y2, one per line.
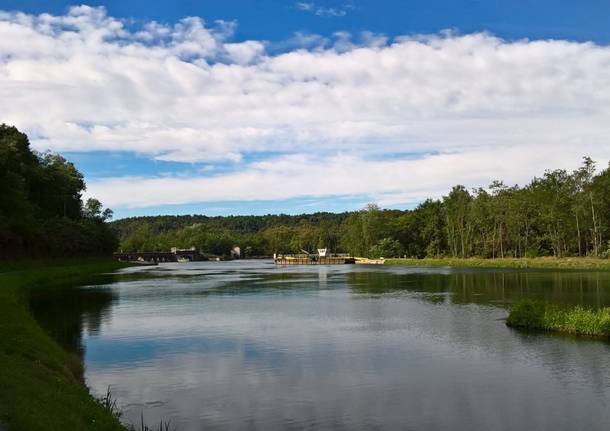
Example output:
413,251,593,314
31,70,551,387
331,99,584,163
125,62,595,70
0,259,131,431
384,257,610,271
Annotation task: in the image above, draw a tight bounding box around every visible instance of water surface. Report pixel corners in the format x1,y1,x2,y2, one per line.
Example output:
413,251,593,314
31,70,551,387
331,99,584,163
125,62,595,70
32,261,610,430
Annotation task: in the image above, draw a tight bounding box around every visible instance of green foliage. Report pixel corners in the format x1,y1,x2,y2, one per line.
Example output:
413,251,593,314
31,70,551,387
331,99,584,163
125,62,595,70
507,300,610,337
114,214,351,257
369,238,402,258
0,124,117,258
84,198,114,221
112,156,610,260
506,300,546,328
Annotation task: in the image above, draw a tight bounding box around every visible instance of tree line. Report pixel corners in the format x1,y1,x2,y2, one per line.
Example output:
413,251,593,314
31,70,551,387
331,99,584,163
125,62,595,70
0,125,117,259
5,122,606,260
113,157,610,259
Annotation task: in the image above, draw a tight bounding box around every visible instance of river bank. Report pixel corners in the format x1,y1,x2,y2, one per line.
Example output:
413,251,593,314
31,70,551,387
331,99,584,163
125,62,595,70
384,257,610,270
0,259,130,431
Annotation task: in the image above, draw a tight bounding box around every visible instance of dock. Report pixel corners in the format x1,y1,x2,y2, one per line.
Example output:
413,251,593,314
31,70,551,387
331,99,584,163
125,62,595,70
274,251,355,265
355,258,385,265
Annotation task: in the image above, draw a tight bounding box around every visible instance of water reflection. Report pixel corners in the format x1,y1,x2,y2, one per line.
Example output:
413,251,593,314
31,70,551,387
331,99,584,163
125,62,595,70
347,270,610,308
28,274,118,356
30,262,610,430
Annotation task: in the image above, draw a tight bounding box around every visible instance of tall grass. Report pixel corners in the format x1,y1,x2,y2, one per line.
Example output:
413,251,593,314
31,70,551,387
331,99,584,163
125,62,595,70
98,386,123,421
507,299,610,337
385,257,610,270
98,387,176,431
128,414,175,431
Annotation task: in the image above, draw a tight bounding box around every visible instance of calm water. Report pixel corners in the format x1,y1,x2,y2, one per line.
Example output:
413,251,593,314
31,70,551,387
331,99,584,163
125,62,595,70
31,261,610,430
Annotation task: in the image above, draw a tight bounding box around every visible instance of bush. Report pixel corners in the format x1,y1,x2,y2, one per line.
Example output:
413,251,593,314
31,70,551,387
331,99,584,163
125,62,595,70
506,300,546,329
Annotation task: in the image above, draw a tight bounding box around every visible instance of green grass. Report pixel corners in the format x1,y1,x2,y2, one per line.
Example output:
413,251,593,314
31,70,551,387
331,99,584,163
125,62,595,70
384,257,610,270
507,299,610,337
0,259,131,431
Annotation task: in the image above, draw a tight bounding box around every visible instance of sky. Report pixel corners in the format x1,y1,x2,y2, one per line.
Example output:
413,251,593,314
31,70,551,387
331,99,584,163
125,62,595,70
1,1,610,219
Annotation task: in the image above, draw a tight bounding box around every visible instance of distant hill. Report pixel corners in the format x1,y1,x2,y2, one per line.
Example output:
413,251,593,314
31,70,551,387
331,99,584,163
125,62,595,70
111,157,610,260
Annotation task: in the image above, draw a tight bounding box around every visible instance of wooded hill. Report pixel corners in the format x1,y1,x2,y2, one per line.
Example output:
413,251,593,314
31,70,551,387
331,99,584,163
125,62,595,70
113,157,610,259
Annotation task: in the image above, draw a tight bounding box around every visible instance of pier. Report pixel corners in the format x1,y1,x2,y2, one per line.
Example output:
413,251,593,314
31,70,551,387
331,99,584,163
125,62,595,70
274,250,355,265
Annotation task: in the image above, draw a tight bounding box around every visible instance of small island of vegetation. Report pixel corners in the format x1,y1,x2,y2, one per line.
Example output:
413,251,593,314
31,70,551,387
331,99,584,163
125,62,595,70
507,300,610,338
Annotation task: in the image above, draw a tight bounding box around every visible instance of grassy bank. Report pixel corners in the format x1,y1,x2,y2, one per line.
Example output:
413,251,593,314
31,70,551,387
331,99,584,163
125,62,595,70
0,259,130,431
384,257,610,270
506,300,610,337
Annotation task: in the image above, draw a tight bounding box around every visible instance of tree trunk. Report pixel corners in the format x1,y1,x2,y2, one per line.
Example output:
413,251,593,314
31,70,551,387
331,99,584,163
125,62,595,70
590,192,599,256
499,223,504,258
524,220,529,258
491,222,496,259
575,211,581,256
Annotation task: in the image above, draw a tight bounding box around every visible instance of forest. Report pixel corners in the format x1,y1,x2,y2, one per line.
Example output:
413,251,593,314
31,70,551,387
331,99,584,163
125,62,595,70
113,157,610,259
0,125,117,259
4,123,608,261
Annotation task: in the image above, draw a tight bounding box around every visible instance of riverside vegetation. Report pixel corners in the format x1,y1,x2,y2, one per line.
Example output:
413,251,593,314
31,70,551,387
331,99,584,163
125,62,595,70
507,300,610,338
0,126,141,430
113,157,610,262
0,260,128,430
384,257,610,270
0,260,177,430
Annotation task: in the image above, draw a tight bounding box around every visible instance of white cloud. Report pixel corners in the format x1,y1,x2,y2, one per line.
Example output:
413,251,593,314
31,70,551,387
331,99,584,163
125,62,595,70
87,141,606,209
224,40,266,65
1,6,610,210
295,2,352,18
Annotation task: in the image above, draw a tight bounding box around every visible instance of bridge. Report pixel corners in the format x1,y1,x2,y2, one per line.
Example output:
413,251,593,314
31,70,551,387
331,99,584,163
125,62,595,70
113,247,202,263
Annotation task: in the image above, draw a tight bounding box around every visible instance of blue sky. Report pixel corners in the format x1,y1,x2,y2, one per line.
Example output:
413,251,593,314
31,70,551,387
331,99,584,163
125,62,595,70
4,0,610,43
1,1,609,218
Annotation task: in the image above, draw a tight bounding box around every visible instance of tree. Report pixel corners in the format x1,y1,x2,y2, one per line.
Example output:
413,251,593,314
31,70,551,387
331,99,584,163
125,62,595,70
342,204,387,257
110,156,610,261
0,124,118,258
443,186,473,257
369,238,402,258
84,198,114,221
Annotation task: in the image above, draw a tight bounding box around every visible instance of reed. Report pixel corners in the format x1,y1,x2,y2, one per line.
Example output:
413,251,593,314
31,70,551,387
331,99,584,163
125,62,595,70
98,387,176,431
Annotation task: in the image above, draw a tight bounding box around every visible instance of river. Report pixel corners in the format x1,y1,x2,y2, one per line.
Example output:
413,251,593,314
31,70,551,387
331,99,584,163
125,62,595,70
30,260,610,430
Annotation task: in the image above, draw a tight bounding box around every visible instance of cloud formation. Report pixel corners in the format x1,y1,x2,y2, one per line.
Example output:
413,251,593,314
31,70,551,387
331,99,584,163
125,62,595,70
1,6,610,210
